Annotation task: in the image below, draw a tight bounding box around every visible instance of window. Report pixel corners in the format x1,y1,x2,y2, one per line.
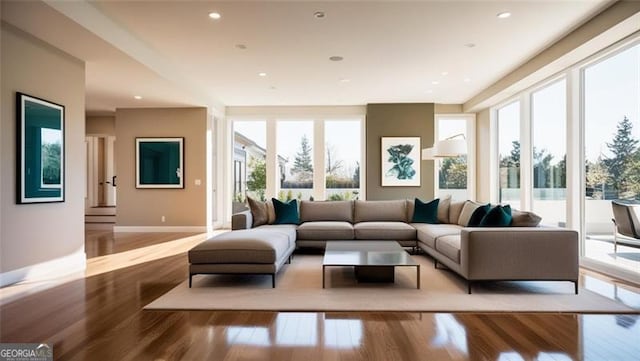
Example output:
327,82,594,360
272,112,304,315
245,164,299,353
583,43,640,272
233,121,266,202
531,79,567,226
436,117,469,200
497,101,521,209
325,120,362,200
277,120,314,201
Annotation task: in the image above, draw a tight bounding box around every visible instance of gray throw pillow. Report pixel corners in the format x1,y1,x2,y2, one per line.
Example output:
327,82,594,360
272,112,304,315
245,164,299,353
511,209,542,227
247,196,268,227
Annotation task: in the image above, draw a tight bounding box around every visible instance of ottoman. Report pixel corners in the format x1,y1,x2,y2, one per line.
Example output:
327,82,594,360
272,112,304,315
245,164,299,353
188,229,295,288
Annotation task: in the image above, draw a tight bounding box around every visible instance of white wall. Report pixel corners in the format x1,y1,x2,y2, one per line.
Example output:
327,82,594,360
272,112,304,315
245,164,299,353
1,24,86,286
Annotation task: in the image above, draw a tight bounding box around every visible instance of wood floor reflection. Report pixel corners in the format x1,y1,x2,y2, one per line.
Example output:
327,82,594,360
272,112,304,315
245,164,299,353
0,231,638,360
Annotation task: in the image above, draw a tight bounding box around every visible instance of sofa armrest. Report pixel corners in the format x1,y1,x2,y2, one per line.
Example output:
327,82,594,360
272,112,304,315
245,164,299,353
232,210,253,230
459,227,579,281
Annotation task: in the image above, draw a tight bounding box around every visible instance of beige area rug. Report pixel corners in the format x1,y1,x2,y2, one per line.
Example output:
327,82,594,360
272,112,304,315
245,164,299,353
146,254,638,313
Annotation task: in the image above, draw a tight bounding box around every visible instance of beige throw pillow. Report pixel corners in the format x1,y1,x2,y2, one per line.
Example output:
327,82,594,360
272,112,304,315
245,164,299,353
457,201,485,226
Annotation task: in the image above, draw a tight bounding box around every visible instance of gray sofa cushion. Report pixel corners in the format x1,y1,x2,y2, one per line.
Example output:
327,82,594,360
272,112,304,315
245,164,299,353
255,224,298,247
449,201,465,226
437,195,452,223
297,221,354,240
413,223,462,248
354,200,407,222
354,221,416,240
435,235,461,264
300,200,353,222
189,230,290,264
511,209,542,227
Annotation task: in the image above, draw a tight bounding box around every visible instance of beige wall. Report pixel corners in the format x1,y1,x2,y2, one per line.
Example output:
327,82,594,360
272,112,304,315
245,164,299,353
365,103,435,200
475,108,491,202
115,107,207,227
434,104,463,114
1,24,85,275
86,115,115,135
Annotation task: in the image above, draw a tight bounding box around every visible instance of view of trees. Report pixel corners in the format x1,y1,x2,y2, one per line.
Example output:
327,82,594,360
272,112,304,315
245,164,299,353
246,156,266,201
439,156,467,189
586,116,640,200
41,142,61,185
290,135,313,184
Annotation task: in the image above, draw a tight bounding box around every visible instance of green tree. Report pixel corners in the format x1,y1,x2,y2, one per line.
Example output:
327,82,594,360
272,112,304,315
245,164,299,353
604,116,638,193
439,156,466,189
291,135,313,182
352,162,360,185
622,150,640,199
246,157,266,201
533,148,554,188
41,142,61,184
586,156,610,199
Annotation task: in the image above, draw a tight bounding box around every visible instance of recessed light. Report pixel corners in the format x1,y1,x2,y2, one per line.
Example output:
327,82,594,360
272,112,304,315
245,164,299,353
340,78,351,83
314,11,325,19
441,71,448,76
329,56,343,62
464,43,476,48
208,12,221,20
464,78,471,83
134,95,142,100
431,81,439,85
235,44,247,50
258,72,267,77
426,90,433,94
497,12,511,19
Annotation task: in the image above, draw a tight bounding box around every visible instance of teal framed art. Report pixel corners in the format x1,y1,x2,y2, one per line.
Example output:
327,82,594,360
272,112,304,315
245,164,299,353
136,137,184,188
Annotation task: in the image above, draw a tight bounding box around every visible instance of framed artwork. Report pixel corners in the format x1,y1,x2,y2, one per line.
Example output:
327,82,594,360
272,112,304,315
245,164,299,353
136,137,184,188
16,92,65,204
381,137,421,187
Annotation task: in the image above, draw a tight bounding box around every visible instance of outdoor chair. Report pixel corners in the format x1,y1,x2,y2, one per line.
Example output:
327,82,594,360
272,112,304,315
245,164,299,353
611,201,640,252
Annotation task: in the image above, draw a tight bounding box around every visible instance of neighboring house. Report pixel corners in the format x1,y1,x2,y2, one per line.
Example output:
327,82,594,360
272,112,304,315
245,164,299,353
234,131,286,199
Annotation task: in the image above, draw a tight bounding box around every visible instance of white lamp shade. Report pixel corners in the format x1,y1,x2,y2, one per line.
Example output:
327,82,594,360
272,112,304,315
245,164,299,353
434,139,466,157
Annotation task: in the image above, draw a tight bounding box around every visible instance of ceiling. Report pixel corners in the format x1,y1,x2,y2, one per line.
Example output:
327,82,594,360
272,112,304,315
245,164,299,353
2,0,612,114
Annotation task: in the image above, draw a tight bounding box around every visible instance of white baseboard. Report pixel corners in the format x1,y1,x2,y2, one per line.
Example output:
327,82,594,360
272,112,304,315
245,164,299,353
0,249,87,288
113,226,208,233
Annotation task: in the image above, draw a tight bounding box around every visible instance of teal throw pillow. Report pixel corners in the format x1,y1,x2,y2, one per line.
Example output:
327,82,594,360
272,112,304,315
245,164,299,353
412,198,440,224
479,205,512,227
467,204,491,226
272,198,299,224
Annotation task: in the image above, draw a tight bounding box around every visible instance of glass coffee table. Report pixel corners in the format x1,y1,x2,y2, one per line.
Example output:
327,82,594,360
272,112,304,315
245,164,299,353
322,241,420,289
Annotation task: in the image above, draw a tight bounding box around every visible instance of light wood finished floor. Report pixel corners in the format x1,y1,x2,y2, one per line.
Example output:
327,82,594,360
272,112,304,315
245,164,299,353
1,230,639,360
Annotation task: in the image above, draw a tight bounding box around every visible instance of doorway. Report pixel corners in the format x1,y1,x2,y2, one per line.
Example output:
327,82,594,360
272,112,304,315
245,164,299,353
86,135,116,226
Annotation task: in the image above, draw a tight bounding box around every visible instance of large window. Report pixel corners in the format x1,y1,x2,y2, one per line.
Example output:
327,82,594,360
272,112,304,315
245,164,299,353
583,43,640,272
277,120,314,201
436,117,469,200
497,101,521,209
231,114,364,203
532,79,567,226
325,120,361,200
233,121,266,203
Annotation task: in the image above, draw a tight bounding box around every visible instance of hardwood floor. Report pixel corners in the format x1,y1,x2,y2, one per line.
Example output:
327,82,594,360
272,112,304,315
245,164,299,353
1,230,639,360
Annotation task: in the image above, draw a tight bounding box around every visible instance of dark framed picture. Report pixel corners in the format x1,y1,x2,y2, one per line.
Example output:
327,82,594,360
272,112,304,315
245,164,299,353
136,137,184,188
381,136,421,187
16,92,65,204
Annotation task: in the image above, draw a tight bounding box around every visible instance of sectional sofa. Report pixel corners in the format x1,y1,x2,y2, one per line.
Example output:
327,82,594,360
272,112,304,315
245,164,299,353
194,198,579,293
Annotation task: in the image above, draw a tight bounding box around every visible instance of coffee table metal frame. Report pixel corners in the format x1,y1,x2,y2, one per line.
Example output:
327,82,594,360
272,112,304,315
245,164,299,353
322,241,420,289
